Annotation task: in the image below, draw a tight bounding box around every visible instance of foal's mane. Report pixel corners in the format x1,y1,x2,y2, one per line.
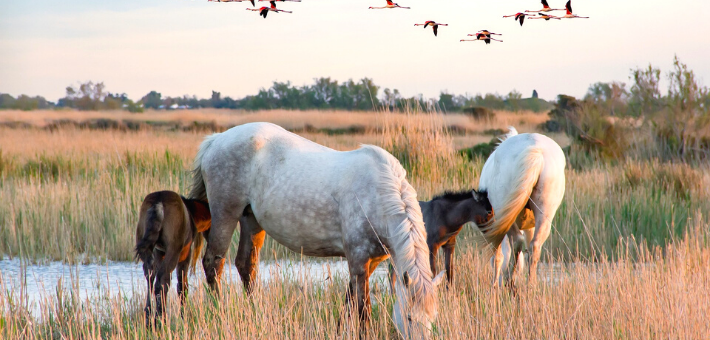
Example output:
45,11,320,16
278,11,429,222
432,190,473,202
431,189,489,203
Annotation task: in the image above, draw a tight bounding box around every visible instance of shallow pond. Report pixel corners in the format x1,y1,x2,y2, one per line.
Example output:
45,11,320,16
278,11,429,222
0,258,391,317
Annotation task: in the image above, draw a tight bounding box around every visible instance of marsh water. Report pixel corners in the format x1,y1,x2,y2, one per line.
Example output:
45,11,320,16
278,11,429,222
0,257,584,318
0,258,391,317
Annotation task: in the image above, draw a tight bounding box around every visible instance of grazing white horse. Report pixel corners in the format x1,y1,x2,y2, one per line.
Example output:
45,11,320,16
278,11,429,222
478,127,566,287
188,122,443,338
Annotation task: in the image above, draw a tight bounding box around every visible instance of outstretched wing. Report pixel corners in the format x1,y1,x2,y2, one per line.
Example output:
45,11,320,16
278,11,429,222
565,0,572,15
433,25,438,36
541,0,550,9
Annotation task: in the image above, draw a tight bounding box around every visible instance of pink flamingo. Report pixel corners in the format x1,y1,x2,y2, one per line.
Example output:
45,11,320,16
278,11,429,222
415,21,448,36
369,0,410,9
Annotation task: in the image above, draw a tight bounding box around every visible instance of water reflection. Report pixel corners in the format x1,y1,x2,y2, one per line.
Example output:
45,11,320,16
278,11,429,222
0,258,390,316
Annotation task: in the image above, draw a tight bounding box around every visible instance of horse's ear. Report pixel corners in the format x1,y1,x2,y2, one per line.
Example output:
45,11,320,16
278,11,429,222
432,271,446,287
402,272,410,287
471,190,481,202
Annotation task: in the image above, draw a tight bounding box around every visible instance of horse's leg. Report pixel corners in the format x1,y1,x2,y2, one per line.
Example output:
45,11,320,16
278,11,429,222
527,200,559,284
442,234,459,286
505,225,526,294
490,240,507,287
515,225,535,281
387,261,396,294
523,227,535,246
142,254,156,327
176,261,189,318
176,243,192,317
345,257,371,332
235,212,266,294
154,250,180,322
367,257,385,277
203,202,244,292
428,244,441,284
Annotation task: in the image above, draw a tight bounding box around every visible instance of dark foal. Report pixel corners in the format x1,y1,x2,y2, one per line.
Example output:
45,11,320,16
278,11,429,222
134,190,211,326
389,189,493,288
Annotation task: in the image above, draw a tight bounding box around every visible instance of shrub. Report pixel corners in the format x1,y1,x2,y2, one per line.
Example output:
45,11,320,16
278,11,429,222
462,106,495,120
547,95,629,163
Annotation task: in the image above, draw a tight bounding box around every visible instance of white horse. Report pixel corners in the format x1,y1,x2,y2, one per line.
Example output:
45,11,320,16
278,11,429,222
188,122,444,338
478,127,566,287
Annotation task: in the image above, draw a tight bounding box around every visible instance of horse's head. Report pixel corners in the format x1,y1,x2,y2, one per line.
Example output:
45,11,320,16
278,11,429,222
471,189,494,227
392,270,445,339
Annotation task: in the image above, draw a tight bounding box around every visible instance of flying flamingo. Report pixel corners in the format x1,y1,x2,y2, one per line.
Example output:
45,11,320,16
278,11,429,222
461,33,503,44
529,13,561,20
208,0,255,6
525,0,564,13
247,1,291,18
414,21,448,36
476,30,501,36
503,12,528,26
561,0,589,18
369,0,410,9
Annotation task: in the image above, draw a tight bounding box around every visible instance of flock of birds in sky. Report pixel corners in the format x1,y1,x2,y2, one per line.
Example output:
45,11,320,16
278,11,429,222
208,0,589,43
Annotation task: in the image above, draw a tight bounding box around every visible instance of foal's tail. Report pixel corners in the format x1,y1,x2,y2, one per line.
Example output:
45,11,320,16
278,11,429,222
188,133,220,201
134,203,165,266
190,232,204,275
479,146,544,248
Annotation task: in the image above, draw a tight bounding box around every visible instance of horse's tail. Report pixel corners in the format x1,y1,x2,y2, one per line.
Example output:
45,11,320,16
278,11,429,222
188,133,220,201
480,146,544,248
190,232,204,275
498,126,518,142
134,202,165,266
367,145,437,321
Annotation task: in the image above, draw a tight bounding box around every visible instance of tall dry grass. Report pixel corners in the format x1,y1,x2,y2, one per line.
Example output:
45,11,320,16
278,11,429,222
0,108,553,135
2,218,708,339
1,108,709,338
0,109,708,262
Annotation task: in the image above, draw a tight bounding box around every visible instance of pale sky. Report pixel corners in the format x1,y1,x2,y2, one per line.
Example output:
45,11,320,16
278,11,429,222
1,0,709,102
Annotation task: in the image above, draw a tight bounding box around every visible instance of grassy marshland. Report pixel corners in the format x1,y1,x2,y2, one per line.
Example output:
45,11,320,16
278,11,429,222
1,108,709,339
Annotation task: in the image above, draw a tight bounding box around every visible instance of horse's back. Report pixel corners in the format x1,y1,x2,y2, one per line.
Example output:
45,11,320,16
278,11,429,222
478,132,565,243
208,122,332,159
199,123,403,257
482,133,564,185
203,122,394,193
135,191,191,251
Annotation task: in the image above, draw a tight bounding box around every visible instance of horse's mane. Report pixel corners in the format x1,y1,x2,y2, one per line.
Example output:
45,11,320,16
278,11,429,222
359,145,437,320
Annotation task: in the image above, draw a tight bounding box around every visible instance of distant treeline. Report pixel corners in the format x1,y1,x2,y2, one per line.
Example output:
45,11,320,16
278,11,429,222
0,77,553,113
544,56,710,163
